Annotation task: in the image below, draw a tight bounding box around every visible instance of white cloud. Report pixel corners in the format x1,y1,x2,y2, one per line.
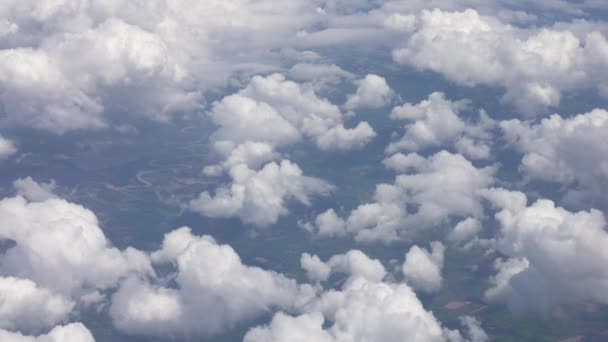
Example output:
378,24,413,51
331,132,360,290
307,151,495,243
246,279,450,342
343,74,394,110
0,277,74,334
0,0,327,133
0,48,106,133
0,323,95,342
402,241,445,293
208,74,375,154
301,250,387,284
448,217,482,246
110,227,314,338
301,253,332,282
193,74,375,225
190,160,333,227
300,208,347,238
288,63,354,84
482,189,608,311
501,109,608,208
392,9,608,115
0,135,17,159
247,249,486,342
12,177,57,202
384,13,418,32
387,92,494,159
0,191,153,298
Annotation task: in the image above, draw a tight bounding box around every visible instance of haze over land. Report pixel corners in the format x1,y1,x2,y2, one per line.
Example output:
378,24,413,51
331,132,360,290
1,1,608,341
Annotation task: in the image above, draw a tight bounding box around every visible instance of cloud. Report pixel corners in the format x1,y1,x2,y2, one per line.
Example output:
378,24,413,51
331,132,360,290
301,250,387,283
288,63,354,84
402,241,445,293
0,0,326,133
192,74,375,225
387,92,494,159
0,135,17,159
0,192,153,298
0,323,95,342
501,108,608,208
343,74,394,110
0,276,74,334
482,188,608,312
190,160,333,227
110,227,315,338
247,249,487,342
392,9,608,115
207,74,376,154
448,217,483,246
12,177,57,202
306,151,495,242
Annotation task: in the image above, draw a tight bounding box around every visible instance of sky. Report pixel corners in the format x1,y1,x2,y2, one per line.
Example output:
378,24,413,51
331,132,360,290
1,0,608,341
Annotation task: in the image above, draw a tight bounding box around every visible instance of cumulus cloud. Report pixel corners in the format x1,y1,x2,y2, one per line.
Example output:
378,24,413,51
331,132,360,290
343,74,394,110
12,177,57,202
0,277,74,334
110,227,314,338
301,250,387,283
0,135,17,159
501,108,608,208
192,74,375,225
448,217,483,246
306,151,495,242
392,9,608,115
0,192,152,298
288,63,354,84
387,92,494,159
247,249,486,342
246,279,451,342
190,160,333,227
402,241,445,293
0,323,95,342
207,74,375,154
482,188,608,312
0,0,328,133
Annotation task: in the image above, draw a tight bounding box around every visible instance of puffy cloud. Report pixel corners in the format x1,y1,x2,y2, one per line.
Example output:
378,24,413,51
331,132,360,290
12,177,57,202
208,74,375,154
110,227,314,338
387,92,494,159
287,63,354,84
0,277,74,334
482,189,608,311
501,109,608,208
448,217,482,246
402,241,445,293
0,48,105,133
0,135,17,159
246,279,450,342
247,249,487,342
190,160,333,227
193,74,375,225
392,9,608,115
0,0,326,133
0,323,95,342
301,254,332,282
384,13,418,32
0,191,153,298
306,151,495,242
343,74,394,110
301,250,387,283
314,121,376,150
244,312,334,342
300,208,347,238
